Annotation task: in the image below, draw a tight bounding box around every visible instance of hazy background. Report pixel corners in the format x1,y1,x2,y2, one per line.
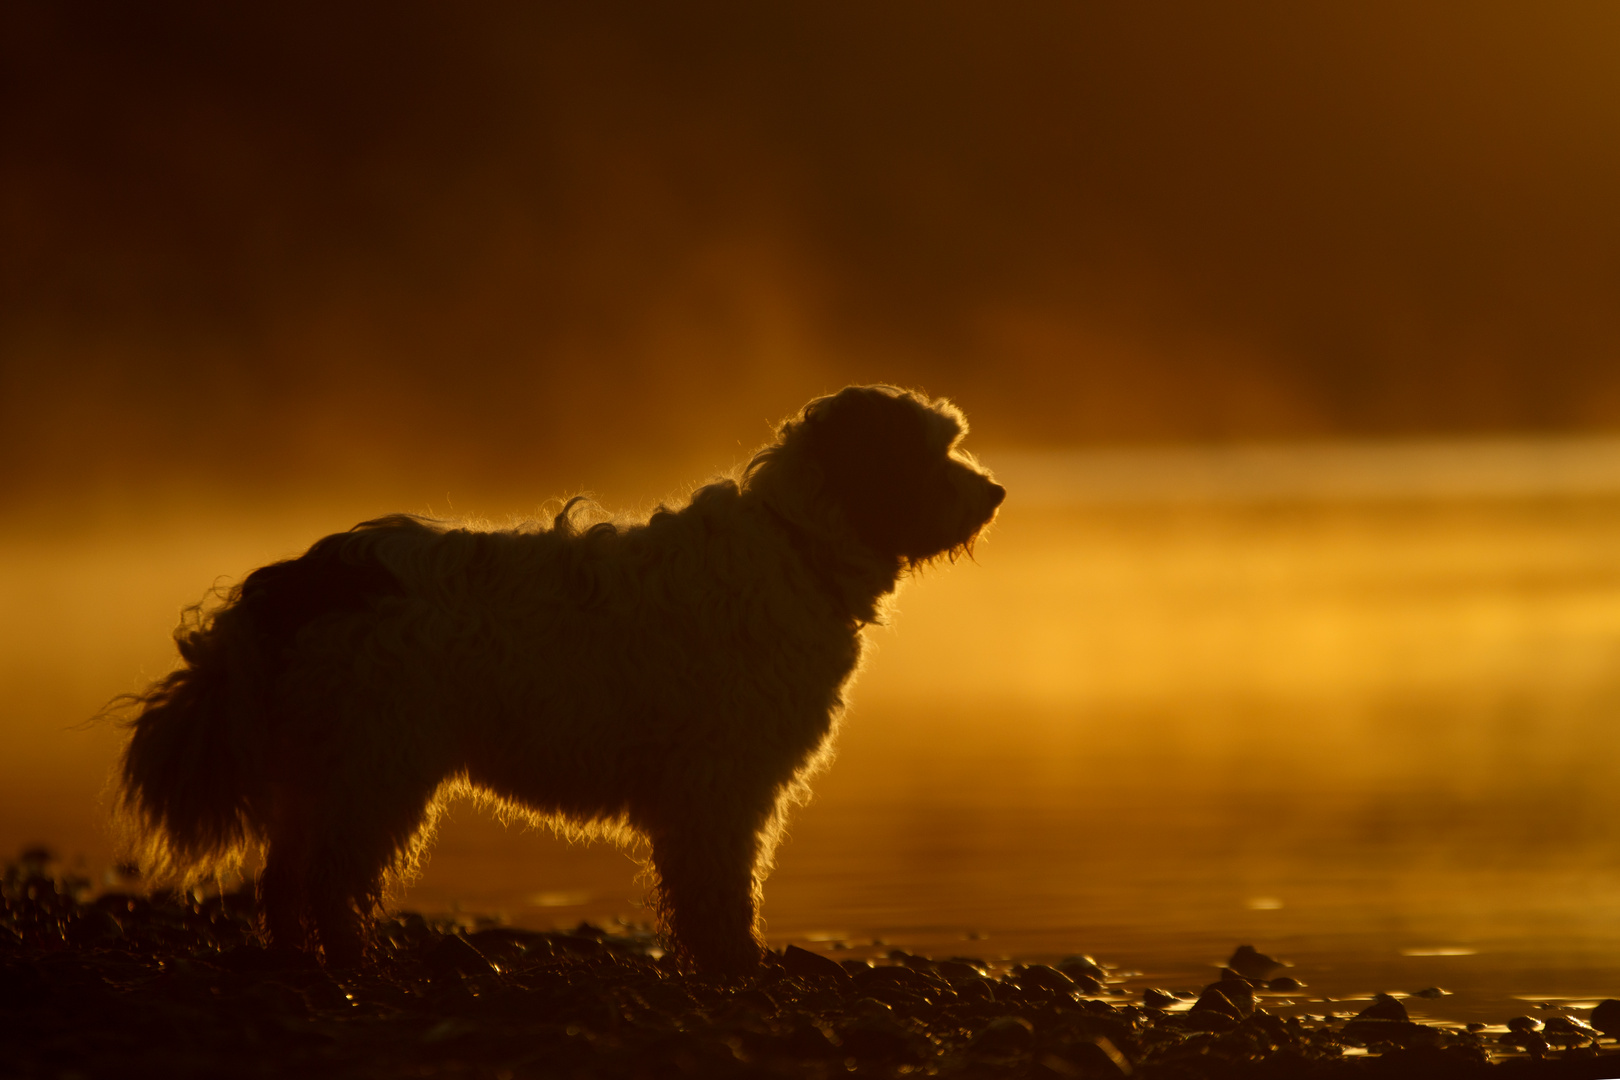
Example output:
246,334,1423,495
7,1,1620,1021
8,1,1620,513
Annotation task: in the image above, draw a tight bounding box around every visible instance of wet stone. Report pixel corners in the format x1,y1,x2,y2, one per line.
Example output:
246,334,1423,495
422,932,496,977
936,959,986,982
970,1015,1036,1056
857,963,939,994
1192,980,1254,1019
1226,945,1285,982
1354,994,1410,1023
838,1013,923,1062
780,943,850,982
1043,1036,1132,1077
1590,998,1620,1035
1142,987,1178,1009
955,978,997,1004
1540,1015,1597,1046
1010,963,1076,995
1057,954,1106,979
1499,1029,1550,1056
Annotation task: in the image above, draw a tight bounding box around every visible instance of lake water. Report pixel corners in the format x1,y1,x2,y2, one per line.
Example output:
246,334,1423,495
7,439,1620,1024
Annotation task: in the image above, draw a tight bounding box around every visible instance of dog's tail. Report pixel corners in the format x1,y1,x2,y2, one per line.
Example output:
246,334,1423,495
116,518,416,882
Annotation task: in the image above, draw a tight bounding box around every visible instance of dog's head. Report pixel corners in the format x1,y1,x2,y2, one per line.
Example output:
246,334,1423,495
755,385,1005,567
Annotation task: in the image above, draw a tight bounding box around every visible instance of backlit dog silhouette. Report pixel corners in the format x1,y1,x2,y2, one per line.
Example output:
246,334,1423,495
117,385,1004,972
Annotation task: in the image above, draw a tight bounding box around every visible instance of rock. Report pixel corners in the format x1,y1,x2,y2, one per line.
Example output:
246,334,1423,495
1590,998,1620,1035
849,995,893,1018
839,1014,922,1061
969,1015,1036,1055
1352,994,1409,1023
1267,975,1306,991
1177,1008,1238,1033
956,978,996,1003
730,987,777,1017
1498,1030,1549,1056
1065,970,1105,994
887,949,935,971
1226,945,1286,981
1042,1037,1132,1077
1057,954,1106,979
778,1018,840,1059
1541,1015,1597,1046
1142,987,1177,1009
935,959,985,982
422,933,496,977
857,964,939,994
1410,986,1450,998
1340,994,1431,1048
303,976,356,1011
1011,963,1076,994
1505,1015,1542,1032
945,956,990,973
1191,982,1250,1020
781,944,852,983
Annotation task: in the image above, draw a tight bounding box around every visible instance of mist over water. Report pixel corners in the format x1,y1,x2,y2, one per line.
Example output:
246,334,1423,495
9,441,1620,1022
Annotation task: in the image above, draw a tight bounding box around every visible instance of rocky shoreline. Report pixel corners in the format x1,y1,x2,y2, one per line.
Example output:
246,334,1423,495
4,853,1619,1078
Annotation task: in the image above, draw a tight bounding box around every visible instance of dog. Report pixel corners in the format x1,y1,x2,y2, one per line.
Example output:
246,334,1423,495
116,385,1004,972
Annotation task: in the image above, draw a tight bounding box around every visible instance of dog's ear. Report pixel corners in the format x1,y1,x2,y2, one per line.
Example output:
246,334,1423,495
801,387,972,562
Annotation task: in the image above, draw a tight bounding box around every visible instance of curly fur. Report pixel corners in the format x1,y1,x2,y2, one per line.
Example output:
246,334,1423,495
115,385,1004,972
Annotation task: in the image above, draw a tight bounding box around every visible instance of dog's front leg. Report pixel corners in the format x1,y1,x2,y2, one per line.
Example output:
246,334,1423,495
648,815,768,975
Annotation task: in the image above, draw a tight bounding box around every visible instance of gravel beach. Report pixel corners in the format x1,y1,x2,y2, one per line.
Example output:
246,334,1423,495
5,853,1619,1079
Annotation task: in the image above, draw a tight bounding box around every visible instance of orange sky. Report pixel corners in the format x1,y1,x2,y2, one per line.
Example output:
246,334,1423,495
5,2,1620,512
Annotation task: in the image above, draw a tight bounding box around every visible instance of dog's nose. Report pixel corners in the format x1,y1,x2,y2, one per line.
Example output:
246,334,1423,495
987,482,1006,508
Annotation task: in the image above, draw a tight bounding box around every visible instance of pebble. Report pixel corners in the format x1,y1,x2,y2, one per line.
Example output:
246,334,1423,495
1540,1015,1597,1046
1057,953,1106,978
969,1015,1035,1055
1191,981,1252,1020
1351,994,1410,1023
1141,987,1178,1009
1226,944,1286,981
1009,962,1075,994
781,943,851,982
1591,998,1620,1035
422,932,496,976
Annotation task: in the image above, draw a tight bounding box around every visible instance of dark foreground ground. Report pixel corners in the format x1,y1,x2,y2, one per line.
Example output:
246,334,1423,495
5,854,1620,1079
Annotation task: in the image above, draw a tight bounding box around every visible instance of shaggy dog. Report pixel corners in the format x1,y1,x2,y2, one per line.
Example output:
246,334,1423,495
117,385,1004,973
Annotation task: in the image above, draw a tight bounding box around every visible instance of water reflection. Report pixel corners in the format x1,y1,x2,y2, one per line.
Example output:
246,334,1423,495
6,451,1620,1022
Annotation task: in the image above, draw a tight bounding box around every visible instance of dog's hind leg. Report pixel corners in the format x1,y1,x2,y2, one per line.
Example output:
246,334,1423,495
306,773,441,967
649,815,769,975
260,796,313,952
308,858,369,968
259,785,385,965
